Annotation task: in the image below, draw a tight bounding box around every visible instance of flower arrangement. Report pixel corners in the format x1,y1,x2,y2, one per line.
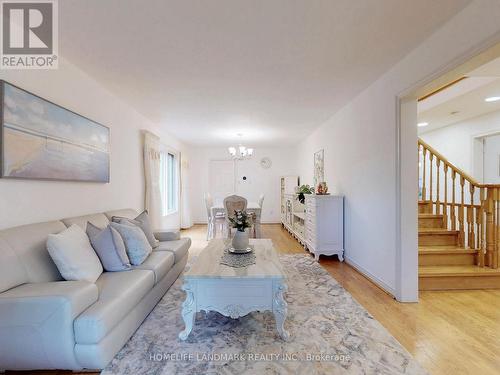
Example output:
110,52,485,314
228,210,253,232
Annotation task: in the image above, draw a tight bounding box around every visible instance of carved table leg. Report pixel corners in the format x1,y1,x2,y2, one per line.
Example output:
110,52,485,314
272,280,290,341
179,280,196,340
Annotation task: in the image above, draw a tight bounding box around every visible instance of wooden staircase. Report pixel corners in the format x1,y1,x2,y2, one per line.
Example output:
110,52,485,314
418,204,500,290
418,139,500,290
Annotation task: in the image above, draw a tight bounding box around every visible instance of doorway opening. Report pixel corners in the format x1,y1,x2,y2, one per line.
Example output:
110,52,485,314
400,42,500,295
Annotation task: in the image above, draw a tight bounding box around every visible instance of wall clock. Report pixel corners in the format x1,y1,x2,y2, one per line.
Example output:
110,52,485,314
260,157,272,169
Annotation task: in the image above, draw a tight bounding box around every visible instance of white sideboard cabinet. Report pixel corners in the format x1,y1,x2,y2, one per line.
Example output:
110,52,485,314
304,194,344,261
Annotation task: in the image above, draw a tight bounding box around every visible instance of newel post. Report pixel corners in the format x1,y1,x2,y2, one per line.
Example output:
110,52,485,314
422,146,427,201
485,188,495,268
478,187,485,267
459,176,465,247
494,187,499,269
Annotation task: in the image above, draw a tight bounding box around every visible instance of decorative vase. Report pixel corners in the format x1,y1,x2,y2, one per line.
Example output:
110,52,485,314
232,229,249,250
316,181,329,195
320,181,329,194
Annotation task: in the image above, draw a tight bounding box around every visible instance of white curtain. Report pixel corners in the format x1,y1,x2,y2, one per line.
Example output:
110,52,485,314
143,130,163,229
180,153,193,229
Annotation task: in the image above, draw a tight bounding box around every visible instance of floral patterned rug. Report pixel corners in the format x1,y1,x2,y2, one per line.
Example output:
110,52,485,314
103,255,426,375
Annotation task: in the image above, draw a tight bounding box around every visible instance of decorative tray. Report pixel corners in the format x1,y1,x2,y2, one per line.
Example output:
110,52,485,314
228,246,253,254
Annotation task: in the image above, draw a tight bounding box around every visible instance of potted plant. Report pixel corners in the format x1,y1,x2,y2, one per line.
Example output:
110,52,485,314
228,210,253,250
297,184,313,204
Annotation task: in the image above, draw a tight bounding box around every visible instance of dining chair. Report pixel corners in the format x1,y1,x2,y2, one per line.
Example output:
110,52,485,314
205,193,226,241
204,192,214,240
250,194,265,238
258,193,265,208
204,192,226,240
223,195,248,238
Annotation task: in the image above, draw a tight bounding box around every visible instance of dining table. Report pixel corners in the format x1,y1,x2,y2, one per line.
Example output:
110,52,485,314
211,201,262,238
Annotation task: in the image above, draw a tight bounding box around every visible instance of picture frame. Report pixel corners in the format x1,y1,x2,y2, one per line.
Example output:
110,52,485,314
313,149,324,188
0,80,110,182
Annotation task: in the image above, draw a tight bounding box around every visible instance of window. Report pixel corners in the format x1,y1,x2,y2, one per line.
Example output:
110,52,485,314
159,151,178,215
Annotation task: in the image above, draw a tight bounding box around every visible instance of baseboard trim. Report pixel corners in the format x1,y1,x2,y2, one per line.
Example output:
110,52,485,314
344,256,396,297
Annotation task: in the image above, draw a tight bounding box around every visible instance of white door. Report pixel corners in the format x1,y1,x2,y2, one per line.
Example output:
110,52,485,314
209,160,235,205
484,134,500,184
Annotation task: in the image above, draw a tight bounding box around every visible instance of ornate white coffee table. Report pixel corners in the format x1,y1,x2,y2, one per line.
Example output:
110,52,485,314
178,238,289,341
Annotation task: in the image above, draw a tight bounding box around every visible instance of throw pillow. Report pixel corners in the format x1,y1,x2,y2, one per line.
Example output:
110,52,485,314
86,223,131,272
47,224,103,283
112,210,159,248
110,222,152,265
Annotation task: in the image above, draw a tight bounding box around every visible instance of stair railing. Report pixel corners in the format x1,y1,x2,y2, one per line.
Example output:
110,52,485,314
418,138,500,268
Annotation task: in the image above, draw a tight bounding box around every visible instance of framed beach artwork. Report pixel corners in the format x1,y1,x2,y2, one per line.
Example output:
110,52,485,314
0,81,110,182
313,149,324,188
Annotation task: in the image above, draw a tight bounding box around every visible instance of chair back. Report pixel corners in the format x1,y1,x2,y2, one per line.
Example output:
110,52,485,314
258,194,265,208
223,195,247,220
204,192,214,219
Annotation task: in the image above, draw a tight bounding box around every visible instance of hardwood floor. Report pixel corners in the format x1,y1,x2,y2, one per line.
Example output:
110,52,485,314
187,224,500,375
8,224,500,375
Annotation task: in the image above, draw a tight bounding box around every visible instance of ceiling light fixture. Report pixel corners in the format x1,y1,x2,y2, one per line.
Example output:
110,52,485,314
485,96,500,102
228,134,254,160
417,122,429,127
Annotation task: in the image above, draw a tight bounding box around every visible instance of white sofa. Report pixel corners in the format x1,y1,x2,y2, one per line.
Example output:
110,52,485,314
0,209,190,371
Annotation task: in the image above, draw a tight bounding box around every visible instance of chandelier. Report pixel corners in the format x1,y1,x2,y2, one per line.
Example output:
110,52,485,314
228,145,254,160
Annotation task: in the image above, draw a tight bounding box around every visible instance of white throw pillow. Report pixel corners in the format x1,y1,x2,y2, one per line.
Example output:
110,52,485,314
47,224,103,283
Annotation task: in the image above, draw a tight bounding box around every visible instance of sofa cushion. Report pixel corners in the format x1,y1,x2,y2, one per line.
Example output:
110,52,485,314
74,269,154,345
62,213,110,231
0,221,66,283
86,223,131,272
47,225,103,283
112,210,159,249
110,222,152,265
155,238,191,263
134,251,175,284
0,237,28,293
104,209,138,221
154,230,180,241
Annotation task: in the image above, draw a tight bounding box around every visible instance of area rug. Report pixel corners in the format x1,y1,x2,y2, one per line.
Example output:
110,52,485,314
103,255,426,375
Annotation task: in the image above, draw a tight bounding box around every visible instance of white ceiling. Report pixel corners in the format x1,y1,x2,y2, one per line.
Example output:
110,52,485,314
60,0,470,146
418,57,500,134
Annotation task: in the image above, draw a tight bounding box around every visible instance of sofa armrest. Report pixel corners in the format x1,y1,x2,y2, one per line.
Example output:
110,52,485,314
154,230,181,241
0,281,98,370
0,281,98,319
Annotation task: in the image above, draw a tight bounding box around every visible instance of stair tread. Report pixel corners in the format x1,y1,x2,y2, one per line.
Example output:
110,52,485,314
419,247,476,254
418,213,443,218
419,265,500,277
419,245,470,250
418,228,459,234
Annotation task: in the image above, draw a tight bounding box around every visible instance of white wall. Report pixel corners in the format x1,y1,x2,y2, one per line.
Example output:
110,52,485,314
188,147,297,224
296,0,500,300
420,109,500,181
0,58,186,230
